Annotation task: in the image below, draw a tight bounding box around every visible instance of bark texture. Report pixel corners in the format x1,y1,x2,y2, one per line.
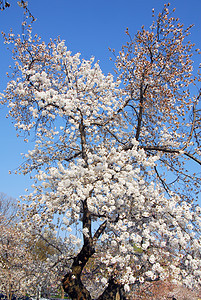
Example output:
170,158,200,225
63,271,127,300
62,272,92,300
97,277,127,300
62,243,95,300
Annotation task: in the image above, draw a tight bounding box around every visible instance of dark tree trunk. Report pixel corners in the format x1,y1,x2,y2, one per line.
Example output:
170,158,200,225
63,271,127,300
62,196,125,299
97,277,127,300
62,272,92,300
62,242,95,300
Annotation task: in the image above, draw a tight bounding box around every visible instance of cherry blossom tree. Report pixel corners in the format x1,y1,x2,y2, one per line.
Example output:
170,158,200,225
2,4,201,299
0,214,68,299
0,216,34,299
0,194,66,298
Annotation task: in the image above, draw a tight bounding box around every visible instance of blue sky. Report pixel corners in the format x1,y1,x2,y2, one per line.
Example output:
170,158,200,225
0,0,201,201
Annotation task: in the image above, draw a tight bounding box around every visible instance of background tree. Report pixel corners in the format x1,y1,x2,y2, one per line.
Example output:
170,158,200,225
2,4,201,300
27,229,71,299
0,192,18,224
0,216,34,299
0,214,68,299
0,195,66,299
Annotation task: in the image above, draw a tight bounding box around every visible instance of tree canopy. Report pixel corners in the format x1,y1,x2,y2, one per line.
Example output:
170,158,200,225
2,3,201,299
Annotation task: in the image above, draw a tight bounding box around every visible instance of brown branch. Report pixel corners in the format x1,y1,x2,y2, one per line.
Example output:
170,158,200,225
154,166,170,195
78,111,88,165
135,82,144,141
183,152,201,165
93,220,107,241
128,144,201,166
147,146,201,165
64,151,82,162
37,233,63,254
180,94,200,151
105,127,126,144
82,199,92,245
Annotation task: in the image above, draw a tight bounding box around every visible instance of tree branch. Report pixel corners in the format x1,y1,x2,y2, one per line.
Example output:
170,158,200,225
93,220,107,241
124,143,201,165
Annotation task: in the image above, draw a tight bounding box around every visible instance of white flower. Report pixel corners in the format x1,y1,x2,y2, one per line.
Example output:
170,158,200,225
124,283,130,292
129,275,136,284
136,265,141,270
83,227,90,237
149,254,155,264
139,276,144,283
141,241,149,250
101,233,109,241
110,257,117,264
62,217,69,225
119,245,127,253
111,240,117,247
145,271,154,278
152,263,163,273
101,277,108,285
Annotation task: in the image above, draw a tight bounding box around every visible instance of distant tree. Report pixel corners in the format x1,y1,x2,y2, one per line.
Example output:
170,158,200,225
0,192,18,224
0,217,34,300
0,194,66,298
30,230,59,262
2,3,201,300
28,229,72,298
0,214,67,299
129,279,201,299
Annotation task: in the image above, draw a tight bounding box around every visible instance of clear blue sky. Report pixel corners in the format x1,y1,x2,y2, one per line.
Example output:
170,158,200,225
0,0,201,201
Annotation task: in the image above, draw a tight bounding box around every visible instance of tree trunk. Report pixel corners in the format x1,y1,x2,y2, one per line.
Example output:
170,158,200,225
97,278,127,300
61,284,65,299
63,272,127,300
62,272,92,300
62,216,126,300
62,204,121,300
62,241,94,300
